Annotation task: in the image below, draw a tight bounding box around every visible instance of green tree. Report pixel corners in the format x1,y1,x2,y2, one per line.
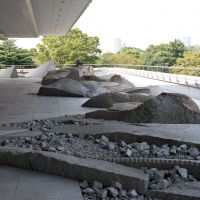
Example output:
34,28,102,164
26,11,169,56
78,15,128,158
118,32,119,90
36,28,101,64
167,39,185,65
0,40,34,65
142,40,186,66
142,44,169,66
118,47,143,59
97,47,144,65
172,51,200,76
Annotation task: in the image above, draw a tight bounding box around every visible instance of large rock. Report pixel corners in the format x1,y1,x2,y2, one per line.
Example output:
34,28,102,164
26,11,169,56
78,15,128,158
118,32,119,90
41,66,95,85
38,65,136,98
38,78,89,97
82,92,152,108
42,69,71,85
86,93,200,124
0,66,18,78
26,61,56,78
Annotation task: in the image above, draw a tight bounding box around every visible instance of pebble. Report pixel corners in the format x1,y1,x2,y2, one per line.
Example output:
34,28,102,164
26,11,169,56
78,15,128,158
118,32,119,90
82,187,95,195
56,146,64,151
189,147,199,157
112,181,122,191
129,189,137,197
100,135,109,143
107,187,119,197
107,143,115,150
80,180,88,189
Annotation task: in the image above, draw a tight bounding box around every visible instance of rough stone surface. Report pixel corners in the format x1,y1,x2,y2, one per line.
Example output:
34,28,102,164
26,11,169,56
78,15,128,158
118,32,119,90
39,67,136,97
82,92,152,108
86,93,200,123
41,69,71,85
38,78,89,97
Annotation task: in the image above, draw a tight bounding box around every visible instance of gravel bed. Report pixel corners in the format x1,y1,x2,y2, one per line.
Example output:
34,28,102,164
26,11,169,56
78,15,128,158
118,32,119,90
0,132,199,161
79,180,160,200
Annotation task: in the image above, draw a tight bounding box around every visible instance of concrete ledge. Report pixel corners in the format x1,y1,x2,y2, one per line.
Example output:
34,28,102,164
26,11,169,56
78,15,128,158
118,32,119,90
148,181,200,200
105,157,200,180
0,147,149,194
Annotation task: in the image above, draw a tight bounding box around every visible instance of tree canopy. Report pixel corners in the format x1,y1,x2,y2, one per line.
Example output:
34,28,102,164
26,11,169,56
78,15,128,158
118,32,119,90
0,40,34,65
97,47,144,65
142,39,186,66
36,28,101,64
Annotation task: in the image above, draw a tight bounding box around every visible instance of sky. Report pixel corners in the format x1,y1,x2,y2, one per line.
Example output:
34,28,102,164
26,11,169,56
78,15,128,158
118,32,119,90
15,0,200,52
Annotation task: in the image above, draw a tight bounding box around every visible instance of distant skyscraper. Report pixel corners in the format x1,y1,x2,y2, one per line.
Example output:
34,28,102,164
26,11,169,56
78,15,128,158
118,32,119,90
114,38,126,52
183,37,192,47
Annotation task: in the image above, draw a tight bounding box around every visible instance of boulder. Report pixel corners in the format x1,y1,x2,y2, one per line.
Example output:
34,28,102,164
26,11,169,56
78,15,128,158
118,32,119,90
82,92,152,108
86,93,200,124
42,69,70,85
41,66,95,85
0,66,18,78
38,78,89,97
39,70,136,97
26,61,56,78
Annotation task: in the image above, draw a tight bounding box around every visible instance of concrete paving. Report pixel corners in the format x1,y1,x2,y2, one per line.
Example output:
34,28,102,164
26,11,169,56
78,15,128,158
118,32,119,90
51,117,200,147
0,164,83,200
0,78,98,124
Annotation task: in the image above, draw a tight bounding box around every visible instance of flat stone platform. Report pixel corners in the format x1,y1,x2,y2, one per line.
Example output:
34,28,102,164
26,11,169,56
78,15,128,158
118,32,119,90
51,116,200,147
0,164,83,200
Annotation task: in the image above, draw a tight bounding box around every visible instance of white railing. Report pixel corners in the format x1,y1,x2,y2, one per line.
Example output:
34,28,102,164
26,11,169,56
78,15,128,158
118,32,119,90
1,64,200,88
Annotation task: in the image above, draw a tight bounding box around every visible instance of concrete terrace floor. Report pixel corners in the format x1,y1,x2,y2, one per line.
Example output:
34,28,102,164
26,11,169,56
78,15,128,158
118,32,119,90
0,165,83,200
0,78,98,124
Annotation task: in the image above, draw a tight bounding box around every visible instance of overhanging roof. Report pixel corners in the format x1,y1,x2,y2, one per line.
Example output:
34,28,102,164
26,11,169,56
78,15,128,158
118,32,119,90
0,0,92,39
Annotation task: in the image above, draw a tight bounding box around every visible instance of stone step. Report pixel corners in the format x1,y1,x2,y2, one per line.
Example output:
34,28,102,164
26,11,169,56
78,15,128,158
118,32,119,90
0,147,149,195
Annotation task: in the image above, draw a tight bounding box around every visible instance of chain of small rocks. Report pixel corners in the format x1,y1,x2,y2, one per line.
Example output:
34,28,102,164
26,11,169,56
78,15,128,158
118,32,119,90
79,180,160,200
2,118,89,132
2,119,63,131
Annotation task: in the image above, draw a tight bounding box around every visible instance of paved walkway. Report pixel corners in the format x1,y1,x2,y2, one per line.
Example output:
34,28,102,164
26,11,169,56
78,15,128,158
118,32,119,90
0,165,83,200
0,78,98,124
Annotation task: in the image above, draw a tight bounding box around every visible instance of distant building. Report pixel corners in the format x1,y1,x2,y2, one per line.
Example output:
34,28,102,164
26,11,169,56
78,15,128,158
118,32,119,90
183,37,192,47
114,38,126,52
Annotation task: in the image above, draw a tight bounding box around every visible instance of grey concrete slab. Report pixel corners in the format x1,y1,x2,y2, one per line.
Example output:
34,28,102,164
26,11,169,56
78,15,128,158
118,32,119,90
0,126,28,136
0,147,149,194
0,165,83,200
0,78,98,124
149,181,200,200
51,119,200,146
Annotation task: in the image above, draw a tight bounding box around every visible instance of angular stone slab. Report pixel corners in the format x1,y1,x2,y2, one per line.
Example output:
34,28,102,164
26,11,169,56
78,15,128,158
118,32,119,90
26,61,55,78
0,147,149,195
0,66,18,78
148,181,200,200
